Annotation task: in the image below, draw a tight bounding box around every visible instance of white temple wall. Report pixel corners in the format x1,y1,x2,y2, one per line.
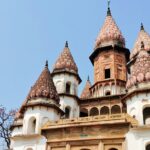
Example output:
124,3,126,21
126,92,150,125
53,73,79,96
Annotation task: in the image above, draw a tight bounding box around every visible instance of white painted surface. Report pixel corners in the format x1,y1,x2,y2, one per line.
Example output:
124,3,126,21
126,128,150,150
11,98,61,150
53,73,80,119
126,92,150,125
53,73,79,96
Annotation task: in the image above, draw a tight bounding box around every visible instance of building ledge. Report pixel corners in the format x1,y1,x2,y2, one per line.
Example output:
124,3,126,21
11,134,43,140
42,113,138,130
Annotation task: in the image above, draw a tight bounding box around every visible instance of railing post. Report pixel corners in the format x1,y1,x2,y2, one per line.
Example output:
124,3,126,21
98,140,103,150
47,144,51,150
66,143,71,150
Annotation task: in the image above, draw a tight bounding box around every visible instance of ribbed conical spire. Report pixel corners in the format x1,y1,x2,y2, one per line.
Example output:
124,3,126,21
80,76,91,99
53,41,78,74
27,62,60,102
95,7,125,49
130,23,150,58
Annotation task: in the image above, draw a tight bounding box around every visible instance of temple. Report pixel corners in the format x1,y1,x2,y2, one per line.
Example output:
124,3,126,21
10,4,150,150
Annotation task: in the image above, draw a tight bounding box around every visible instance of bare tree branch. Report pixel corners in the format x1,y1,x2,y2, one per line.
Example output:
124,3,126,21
0,106,16,149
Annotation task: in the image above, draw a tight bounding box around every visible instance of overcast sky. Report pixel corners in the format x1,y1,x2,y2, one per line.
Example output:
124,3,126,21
0,0,149,110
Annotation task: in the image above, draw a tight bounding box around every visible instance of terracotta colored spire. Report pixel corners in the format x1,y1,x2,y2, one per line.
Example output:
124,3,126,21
53,41,78,74
126,42,150,89
80,76,91,99
95,7,125,49
130,23,150,58
27,61,60,102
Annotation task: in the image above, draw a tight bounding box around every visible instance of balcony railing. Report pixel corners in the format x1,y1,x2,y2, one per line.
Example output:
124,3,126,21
42,113,138,129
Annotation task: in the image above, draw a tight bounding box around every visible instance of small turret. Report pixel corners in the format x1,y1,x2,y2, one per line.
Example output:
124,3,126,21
52,42,81,119
80,76,91,99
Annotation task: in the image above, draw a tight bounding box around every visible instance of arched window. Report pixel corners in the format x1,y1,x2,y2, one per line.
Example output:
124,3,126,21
143,107,150,125
80,108,88,117
65,106,71,119
90,107,99,116
105,90,111,96
27,117,36,134
111,105,121,114
146,144,150,150
66,82,71,94
100,106,109,115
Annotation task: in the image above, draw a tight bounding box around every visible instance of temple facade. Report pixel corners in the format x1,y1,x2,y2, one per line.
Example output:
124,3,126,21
10,5,150,150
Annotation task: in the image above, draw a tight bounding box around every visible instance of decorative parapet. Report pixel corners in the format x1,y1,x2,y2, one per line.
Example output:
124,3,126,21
42,113,138,130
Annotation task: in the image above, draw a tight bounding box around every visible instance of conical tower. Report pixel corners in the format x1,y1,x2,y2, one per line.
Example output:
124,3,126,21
11,61,63,135
11,61,64,150
130,23,150,59
52,42,81,119
90,6,130,97
80,76,91,99
125,24,150,126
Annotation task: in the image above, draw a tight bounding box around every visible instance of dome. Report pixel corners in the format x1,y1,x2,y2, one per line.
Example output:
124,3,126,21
130,24,150,58
95,8,125,49
53,41,78,74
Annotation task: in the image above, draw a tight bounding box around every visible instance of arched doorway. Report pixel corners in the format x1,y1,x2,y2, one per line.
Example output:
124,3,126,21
90,107,99,116
143,107,150,125
100,106,109,115
65,106,71,119
80,108,88,117
109,148,118,150
66,82,71,94
111,105,121,114
105,90,111,96
146,144,150,150
27,117,36,134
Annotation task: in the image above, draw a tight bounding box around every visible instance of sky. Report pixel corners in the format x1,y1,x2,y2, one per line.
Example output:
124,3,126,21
0,0,149,110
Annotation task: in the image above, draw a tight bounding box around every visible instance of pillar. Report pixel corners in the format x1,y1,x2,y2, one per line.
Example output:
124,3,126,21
66,143,71,150
98,140,103,150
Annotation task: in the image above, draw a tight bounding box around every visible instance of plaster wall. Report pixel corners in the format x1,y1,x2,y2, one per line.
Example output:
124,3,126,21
11,136,46,150
126,92,150,125
23,105,60,134
60,96,79,118
126,129,150,150
53,73,79,96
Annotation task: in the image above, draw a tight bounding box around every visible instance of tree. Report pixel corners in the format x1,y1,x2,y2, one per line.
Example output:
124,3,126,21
0,106,16,149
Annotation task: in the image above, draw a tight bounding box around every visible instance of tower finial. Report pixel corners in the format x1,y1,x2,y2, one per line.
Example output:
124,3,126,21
141,23,144,31
87,75,90,81
45,60,48,68
107,0,111,16
65,41,68,48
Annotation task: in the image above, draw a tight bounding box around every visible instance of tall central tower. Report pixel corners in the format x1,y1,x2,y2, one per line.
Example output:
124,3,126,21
89,7,130,97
